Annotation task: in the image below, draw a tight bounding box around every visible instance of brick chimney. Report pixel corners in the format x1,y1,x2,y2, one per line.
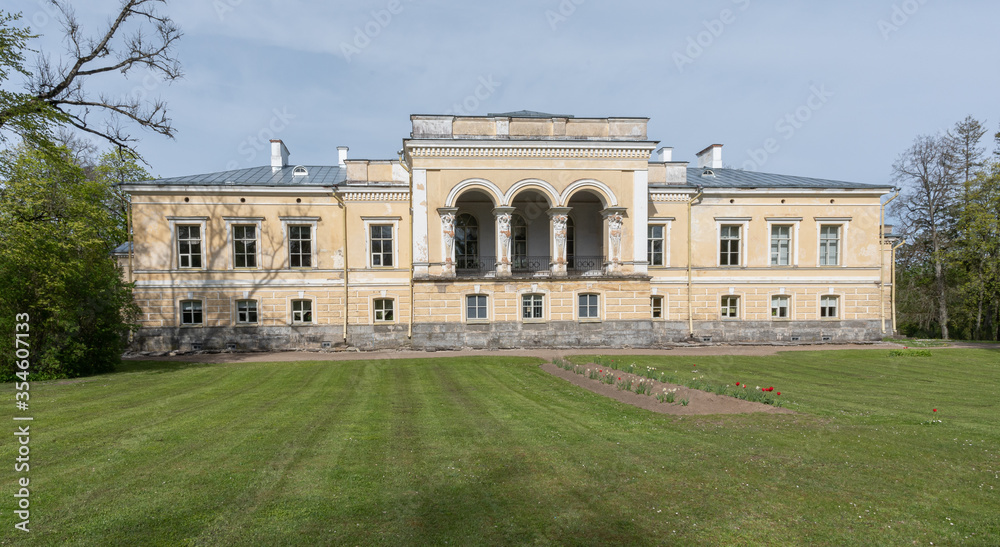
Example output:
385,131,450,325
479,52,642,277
271,140,290,172
696,144,723,169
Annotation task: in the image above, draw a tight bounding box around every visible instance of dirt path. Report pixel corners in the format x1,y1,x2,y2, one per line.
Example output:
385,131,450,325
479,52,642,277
125,342,902,364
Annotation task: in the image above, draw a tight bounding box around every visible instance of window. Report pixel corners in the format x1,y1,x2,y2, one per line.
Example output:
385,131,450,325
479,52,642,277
771,295,790,319
512,214,528,269
648,225,665,266
289,225,312,268
374,298,394,322
820,295,839,318
720,225,741,266
236,300,258,324
820,225,840,266
370,225,394,267
466,295,488,321
291,299,312,323
455,214,479,270
233,225,257,268
180,300,203,325
522,294,544,320
721,296,739,319
579,294,599,320
177,225,202,268
651,296,664,319
770,225,791,266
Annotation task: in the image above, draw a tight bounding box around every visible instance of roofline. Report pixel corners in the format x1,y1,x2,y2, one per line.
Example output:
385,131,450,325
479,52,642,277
409,114,651,121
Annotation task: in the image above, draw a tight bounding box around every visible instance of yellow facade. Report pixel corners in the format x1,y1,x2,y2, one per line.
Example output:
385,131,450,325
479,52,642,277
121,112,896,351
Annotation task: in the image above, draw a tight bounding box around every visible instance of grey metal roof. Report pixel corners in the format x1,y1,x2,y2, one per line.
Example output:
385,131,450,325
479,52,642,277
681,167,886,189
112,242,131,254
141,165,346,186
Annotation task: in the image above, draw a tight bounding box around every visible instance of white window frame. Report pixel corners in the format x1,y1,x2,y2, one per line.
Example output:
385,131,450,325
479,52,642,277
647,223,667,267
815,218,851,267
715,218,750,268
577,292,601,322
820,294,840,319
520,293,546,323
770,294,791,320
363,217,401,269
280,217,319,270
168,217,208,270
224,217,264,270
651,295,665,320
179,299,204,326
290,299,313,324
465,294,490,323
235,299,259,325
721,294,740,320
373,298,395,323
765,218,801,267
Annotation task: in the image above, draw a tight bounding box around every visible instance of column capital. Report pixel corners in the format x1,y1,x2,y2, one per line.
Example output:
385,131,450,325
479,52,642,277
547,207,572,217
492,206,516,216
437,207,459,216
601,207,628,218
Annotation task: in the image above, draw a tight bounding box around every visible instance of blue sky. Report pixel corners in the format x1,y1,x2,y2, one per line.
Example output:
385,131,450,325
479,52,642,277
10,0,1000,183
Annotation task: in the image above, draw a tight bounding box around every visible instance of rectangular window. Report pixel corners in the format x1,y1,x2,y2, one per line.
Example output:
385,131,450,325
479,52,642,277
651,296,664,319
236,299,258,324
233,225,257,268
647,225,665,266
579,294,599,320
370,225,394,267
466,295,488,321
291,299,312,323
177,225,202,268
821,295,839,318
180,300,203,325
720,225,741,266
289,225,312,268
770,225,791,266
721,296,739,319
374,298,394,322
820,225,840,266
771,295,790,319
522,294,544,320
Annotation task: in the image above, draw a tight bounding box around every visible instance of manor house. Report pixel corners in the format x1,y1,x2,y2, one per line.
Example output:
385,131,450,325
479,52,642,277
119,111,898,351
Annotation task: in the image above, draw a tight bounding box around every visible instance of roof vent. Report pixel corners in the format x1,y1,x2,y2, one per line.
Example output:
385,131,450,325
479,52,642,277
270,140,290,173
338,146,349,167
696,144,723,169
293,166,308,176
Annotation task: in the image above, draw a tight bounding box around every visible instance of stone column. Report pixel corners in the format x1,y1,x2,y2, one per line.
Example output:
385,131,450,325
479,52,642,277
602,207,628,275
548,207,572,277
493,207,515,277
437,207,458,277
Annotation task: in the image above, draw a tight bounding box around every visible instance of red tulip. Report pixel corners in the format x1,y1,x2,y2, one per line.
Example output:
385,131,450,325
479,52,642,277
735,382,740,386
933,409,937,412
776,392,781,396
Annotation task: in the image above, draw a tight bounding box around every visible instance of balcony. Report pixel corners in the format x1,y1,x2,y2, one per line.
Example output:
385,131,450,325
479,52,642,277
454,255,608,278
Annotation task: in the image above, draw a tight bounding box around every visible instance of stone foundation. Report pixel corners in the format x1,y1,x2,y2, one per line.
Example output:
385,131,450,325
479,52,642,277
131,320,881,352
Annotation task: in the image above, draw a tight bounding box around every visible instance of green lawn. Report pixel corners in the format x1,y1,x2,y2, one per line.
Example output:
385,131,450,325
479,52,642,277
3,349,999,545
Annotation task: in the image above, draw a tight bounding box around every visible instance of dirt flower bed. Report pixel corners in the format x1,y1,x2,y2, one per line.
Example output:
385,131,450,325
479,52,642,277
540,362,795,416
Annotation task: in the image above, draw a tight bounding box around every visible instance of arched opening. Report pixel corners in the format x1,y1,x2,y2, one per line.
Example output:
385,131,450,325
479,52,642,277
566,190,604,273
454,190,496,275
509,189,552,275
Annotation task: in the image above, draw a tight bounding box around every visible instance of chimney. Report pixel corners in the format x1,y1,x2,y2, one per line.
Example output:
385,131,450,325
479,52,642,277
656,147,673,162
696,144,723,169
271,140,290,172
338,146,349,167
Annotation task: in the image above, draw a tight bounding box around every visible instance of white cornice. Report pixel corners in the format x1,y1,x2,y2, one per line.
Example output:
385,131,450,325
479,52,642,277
121,185,332,196
341,191,410,202
406,140,657,160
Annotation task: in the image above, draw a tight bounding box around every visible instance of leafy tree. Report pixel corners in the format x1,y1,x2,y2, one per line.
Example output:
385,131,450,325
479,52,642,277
0,144,139,380
952,162,1000,340
891,133,960,339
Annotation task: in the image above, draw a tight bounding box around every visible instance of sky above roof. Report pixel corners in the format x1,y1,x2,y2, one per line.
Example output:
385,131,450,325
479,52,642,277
10,0,1000,185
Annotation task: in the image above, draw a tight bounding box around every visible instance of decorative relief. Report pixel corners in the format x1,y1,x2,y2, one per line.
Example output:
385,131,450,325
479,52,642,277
341,192,410,202
552,214,568,264
650,193,690,202
608,213,624,264
497,213,512,264
409,147,651,159
441,212,456,266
